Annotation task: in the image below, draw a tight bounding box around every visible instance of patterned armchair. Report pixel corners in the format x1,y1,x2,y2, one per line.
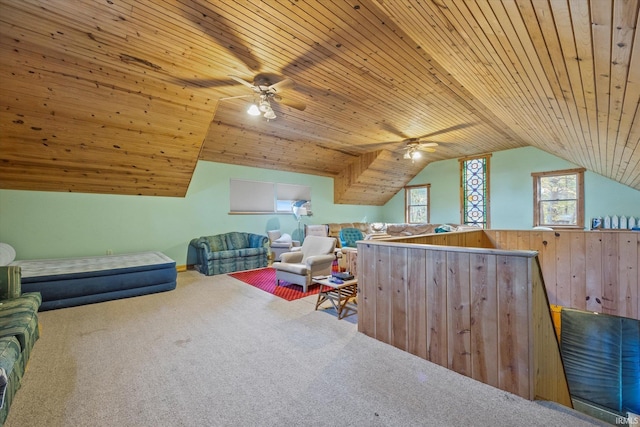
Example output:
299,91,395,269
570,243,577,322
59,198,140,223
190,232,269,276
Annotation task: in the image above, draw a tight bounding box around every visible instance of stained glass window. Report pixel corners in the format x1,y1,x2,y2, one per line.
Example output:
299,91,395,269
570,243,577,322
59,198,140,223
460,155,490,228
405,184,430,223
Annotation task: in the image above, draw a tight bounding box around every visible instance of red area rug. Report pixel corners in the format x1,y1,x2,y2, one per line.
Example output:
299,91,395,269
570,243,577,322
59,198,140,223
228,267,321,301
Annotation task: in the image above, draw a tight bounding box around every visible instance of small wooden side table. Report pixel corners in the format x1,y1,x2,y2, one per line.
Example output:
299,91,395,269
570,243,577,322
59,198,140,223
313,276,357,319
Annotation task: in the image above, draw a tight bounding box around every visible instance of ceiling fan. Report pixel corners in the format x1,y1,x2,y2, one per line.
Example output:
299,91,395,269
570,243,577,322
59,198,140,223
369,123,476,161
221,74,307,121
402,139,439,161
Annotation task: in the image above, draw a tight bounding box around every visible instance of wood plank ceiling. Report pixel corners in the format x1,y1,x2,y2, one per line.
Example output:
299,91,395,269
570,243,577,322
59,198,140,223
1,0,639,205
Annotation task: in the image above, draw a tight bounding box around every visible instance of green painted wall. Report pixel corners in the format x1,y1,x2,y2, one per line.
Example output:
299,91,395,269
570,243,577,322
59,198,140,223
0,160,384,264
1,147,639,265
383,146,640,227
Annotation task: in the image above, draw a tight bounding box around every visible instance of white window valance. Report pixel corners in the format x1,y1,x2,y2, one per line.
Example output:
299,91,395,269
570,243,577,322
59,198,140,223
229,179,311,214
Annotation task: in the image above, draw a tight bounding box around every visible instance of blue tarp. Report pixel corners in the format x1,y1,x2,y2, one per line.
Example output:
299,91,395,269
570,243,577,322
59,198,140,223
561,309,639,414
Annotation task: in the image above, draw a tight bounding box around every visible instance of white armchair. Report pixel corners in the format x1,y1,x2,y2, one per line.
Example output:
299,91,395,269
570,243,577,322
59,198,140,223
304,224,329,237
267,230,300,261
272,236,337,292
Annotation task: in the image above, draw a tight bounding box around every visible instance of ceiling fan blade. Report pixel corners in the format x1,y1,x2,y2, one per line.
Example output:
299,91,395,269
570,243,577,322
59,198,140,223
274,95,306,111
269,78,295,93
417,147,437,153
416,123,475,140
417,142,439,147
228,75,256,89
219,94,253,101
171,77,240,88
180,6,261,72
377,142,408,153
380,122,409,140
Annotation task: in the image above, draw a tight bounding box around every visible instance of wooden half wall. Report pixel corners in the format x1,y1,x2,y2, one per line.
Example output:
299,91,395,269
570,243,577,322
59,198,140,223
378,229,495,249
383,229,640,320
484,230,640,321
357,238,571,406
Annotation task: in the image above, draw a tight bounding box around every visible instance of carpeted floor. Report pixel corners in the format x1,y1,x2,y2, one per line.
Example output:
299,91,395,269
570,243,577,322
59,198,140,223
228,267,322,301
5,270,607,427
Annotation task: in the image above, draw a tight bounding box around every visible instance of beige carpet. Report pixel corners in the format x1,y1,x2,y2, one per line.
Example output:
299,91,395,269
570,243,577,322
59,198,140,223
5,270,606,427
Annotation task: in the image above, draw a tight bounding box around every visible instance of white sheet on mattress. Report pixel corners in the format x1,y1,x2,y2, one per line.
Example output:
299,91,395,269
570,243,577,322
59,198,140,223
10,251,175,278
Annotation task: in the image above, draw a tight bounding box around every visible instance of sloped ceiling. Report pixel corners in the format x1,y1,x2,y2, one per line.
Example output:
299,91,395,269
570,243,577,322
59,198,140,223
1,1,639,204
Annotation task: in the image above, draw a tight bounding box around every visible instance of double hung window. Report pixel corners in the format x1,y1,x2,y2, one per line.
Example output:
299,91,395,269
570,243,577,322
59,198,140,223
404,184,430,223
532,168,584,228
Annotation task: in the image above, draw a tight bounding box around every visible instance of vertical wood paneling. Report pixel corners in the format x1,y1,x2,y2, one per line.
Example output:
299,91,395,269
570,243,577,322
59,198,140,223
527,231,547,267
527,231,543,251
446,251,471,376
357,243,376,337
470,253,499,388
392,230,492,248
407,248,427,359
569,232,586,310
538,231,558,305
358,240,569,406
554,232,572,307
483,230,640,320
476,230,495,248
585,233,604,312
619,235,638,319
506,230,520,250
484,230,499,248
375,245,392,343
601,232,620,315
532,263,553,400
344,249,358,278
514,230,529,250
426,249,448,367
390,246,408,350
532,259,572,406
492,230,505,247
497,255,530,398
361,230,640,405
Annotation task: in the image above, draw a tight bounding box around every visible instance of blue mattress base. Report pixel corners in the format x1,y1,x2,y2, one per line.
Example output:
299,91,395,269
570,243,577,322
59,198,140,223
14,252,177,311
35,281,176,311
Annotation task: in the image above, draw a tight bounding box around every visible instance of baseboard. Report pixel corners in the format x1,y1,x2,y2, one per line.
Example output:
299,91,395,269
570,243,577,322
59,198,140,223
176,265,187,272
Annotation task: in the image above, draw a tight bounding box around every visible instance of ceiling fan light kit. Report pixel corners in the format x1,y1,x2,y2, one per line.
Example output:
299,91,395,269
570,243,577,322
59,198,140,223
403,147,422,162
247,104,261,116
227,74,306,122
258,97,271,112
401,140,438,162
263,109,277,120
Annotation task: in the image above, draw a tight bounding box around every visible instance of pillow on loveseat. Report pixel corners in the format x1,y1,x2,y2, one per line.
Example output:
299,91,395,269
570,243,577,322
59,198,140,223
0,244,15,267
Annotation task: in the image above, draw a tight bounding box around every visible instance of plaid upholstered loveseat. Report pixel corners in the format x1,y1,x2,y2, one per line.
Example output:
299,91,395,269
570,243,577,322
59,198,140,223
189,232,269,276
0,266,41,424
